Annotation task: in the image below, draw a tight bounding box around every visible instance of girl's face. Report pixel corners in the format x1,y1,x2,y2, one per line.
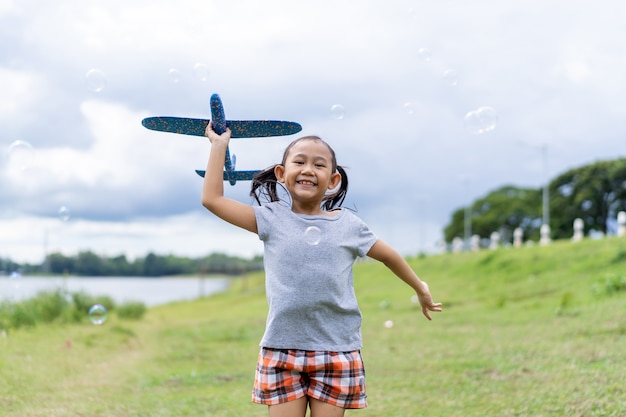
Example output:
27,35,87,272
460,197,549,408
274,139,342,212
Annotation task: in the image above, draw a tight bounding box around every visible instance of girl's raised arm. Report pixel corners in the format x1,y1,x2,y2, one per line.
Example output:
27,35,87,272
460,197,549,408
367,239,442,320
201,122,257,233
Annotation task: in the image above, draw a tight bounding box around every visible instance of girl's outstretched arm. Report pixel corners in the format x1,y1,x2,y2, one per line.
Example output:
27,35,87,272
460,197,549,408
201,122,257,233
367,240,442,320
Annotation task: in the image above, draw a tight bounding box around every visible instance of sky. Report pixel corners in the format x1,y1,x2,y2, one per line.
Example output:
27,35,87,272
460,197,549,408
2,0,626,264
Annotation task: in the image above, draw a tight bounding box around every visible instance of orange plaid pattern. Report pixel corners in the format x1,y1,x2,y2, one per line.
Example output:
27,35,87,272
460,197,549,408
252,348,367,409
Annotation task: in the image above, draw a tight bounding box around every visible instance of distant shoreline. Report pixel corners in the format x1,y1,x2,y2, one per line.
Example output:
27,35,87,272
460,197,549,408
1,275,231,307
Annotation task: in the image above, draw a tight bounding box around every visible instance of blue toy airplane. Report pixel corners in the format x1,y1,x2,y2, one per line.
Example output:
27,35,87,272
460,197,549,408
142,93,302,185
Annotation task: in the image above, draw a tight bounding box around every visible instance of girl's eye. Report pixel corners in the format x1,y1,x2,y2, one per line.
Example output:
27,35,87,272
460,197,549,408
315,164,325,168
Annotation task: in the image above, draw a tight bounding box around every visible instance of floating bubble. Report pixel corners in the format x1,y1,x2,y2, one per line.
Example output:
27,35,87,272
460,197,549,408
88,304,107,325
330,104,345,120
384,320,394,329
193,63,209,82
168,68,182,84
417,48,432,62
403,102,415,115
304,226,322,246
58,206,71,222
464,106,497,135
9,271,22,295
442,69,458,86
84,68,107,93
410,294,419,304
379,300,391,309
6,140,35,172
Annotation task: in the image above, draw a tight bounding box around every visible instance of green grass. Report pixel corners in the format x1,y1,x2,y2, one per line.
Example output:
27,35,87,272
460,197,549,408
1,238,625,416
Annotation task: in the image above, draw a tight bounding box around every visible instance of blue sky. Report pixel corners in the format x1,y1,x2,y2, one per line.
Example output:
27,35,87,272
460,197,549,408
2,0,626,263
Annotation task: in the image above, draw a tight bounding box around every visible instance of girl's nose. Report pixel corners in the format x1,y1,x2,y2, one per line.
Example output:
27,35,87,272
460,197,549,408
301,163,314,174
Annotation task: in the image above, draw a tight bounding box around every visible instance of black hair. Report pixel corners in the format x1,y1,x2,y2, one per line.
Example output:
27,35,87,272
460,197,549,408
250,136,348,211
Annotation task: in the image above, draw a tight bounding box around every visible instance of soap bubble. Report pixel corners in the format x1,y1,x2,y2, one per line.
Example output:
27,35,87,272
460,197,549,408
304,226,322,246
58,206,71,222
403,102,415,115
442,69,459,86
193,63,209,82
417,48,432,62
6,140,35,172
168,68,182,84
85,68,107,93
384,320,394,328
88,304,107,325
464,106,497,135
330,104,345,120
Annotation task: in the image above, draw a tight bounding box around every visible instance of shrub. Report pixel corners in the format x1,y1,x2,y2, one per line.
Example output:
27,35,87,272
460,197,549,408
116,301,147,320
34,289,70,323
0,290,142,331
7,302,37,329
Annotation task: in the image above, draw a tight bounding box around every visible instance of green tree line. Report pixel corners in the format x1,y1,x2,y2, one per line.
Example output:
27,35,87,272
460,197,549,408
444,158,626,244
1,251,263,277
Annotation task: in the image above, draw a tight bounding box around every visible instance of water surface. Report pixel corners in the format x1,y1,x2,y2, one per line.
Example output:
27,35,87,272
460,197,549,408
0,275,230,307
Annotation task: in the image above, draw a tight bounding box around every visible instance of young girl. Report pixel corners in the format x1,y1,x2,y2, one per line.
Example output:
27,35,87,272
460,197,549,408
201,122,442,417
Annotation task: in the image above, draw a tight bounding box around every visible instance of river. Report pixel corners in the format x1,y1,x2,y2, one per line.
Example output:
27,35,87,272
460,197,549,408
0,275,230,307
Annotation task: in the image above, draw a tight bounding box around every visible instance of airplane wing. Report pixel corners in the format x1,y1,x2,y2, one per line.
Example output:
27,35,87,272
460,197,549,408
141,117,302,138
195,169,260,181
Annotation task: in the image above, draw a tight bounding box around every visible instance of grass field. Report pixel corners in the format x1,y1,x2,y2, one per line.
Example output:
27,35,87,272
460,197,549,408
1,237,625,416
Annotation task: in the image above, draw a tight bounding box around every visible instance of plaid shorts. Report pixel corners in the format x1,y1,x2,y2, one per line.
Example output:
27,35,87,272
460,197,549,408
252,347,367,409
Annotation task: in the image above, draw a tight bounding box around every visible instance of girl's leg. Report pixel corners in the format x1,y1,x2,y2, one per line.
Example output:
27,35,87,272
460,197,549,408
309,398,346,417
268,396,308,417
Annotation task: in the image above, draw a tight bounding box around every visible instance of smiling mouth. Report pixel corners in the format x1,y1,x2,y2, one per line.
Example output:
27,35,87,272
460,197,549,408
297,180,316,186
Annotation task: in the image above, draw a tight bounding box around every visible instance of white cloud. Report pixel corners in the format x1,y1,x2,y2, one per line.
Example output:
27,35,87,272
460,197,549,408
0,68,44,125
0,211,262,264
3,0,626,265
0,0,17,16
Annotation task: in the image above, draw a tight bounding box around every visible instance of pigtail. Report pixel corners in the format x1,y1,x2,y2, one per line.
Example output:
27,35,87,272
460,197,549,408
322,165,348,211
250,165,281,205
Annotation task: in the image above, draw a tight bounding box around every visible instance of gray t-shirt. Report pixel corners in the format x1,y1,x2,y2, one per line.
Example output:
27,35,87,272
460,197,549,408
254,201,378,351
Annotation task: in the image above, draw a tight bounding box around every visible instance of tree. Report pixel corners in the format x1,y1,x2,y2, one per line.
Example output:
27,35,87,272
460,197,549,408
549,158,626,238
75,251,104,276
142,252,167,277
103,254,136,276
444,185,542,244
45,252,75,274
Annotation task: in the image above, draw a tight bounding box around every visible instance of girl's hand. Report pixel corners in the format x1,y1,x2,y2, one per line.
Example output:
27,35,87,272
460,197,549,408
204,121,231,145
417,281,443,320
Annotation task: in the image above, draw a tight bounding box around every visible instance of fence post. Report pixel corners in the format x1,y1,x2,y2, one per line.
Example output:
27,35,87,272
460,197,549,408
489,231,500,250
452,237,464,253
540,224,551,246
471,234,480,251
618,211,626,237
513,227,523,247
572,218,584,242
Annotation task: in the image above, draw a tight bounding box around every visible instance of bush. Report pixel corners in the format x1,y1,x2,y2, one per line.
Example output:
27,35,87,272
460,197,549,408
5,302,37,329
116,302,147,320
0,290,145,331
34,289,70,323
